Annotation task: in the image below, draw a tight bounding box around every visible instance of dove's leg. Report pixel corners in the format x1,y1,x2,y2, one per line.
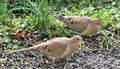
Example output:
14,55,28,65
81,29,90,36
73,31,90,37
73,31,82,35
52,58,61,62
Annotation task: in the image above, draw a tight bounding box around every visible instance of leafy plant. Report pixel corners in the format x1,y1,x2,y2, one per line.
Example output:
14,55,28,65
0,2,10,25
24,0,55,38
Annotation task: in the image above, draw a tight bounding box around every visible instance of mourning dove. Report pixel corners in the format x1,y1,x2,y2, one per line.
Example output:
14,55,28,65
7,35,83,60
55,15,102,36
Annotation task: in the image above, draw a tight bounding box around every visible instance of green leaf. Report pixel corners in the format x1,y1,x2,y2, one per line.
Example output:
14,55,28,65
0,26,9,33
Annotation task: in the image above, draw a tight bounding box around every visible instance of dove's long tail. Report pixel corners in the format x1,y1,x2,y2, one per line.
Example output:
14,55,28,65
7,46,35,54
54,15,65,22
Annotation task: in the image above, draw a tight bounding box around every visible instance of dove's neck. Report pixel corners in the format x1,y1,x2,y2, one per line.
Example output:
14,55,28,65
67,39,79,52
60,39,79,58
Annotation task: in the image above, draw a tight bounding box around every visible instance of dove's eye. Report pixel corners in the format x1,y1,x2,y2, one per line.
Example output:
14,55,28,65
68,17,71,20
77,39,79,41
97,22,100,25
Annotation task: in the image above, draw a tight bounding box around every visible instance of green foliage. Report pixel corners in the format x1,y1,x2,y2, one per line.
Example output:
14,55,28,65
0,2,10,25
27,0,53,38
100,30,114,50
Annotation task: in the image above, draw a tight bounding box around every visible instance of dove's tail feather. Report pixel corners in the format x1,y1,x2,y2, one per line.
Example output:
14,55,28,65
54,15,65,22
7,46,35,54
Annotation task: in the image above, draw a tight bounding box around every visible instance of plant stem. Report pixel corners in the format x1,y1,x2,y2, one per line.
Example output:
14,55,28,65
9,0,16,38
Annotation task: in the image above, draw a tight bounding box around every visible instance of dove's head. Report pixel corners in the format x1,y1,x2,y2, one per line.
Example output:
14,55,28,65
92,19,102,29
71,35,83,44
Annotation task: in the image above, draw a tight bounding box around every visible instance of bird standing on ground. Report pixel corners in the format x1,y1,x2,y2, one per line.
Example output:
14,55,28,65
55,15,102,36
7,35,83,61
